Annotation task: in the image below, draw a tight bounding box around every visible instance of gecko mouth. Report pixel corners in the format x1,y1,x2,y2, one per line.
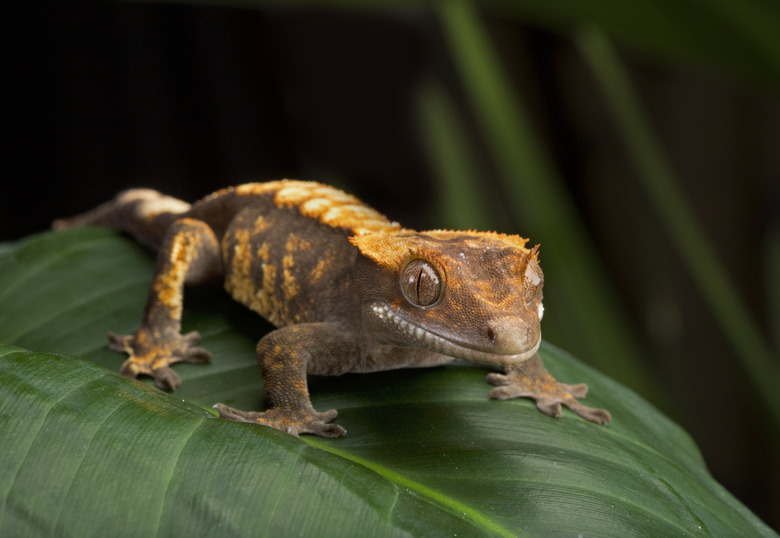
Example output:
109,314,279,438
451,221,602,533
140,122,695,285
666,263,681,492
368,302,539,365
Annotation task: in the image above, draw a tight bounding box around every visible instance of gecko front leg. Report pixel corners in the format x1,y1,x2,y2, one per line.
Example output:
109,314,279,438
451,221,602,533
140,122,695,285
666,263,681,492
111,217,221,390
217,323,356,438
487,354,611,424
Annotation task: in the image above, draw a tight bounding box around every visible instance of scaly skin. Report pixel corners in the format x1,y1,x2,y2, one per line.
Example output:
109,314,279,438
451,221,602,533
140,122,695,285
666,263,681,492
55,180,610,436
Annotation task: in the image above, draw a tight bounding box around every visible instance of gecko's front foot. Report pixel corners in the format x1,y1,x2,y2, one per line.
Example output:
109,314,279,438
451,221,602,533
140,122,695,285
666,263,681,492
108,330,212,390
215,403,346,438
487,354,611,425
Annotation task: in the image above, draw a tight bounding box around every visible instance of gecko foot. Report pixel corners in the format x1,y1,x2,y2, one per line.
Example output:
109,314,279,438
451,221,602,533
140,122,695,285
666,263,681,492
108,330,212,391
487,354,611,425
215,403,346,438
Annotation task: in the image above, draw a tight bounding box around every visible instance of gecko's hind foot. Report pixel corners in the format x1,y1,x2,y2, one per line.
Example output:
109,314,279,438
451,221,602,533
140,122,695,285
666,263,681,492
215,403,346,438
108,330,213,391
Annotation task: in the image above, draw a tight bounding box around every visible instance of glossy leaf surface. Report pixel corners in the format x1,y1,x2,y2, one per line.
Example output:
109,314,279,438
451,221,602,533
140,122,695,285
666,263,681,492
0,229,773,536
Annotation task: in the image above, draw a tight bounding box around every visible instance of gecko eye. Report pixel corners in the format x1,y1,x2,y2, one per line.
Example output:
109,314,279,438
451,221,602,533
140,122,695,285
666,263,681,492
400,259,442,307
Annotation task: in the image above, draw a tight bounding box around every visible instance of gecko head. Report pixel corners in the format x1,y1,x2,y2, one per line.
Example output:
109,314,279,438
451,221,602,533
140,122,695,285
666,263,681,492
350,230,544,366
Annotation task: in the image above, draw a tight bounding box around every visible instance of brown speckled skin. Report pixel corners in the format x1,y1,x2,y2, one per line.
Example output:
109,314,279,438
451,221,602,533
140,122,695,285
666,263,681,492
56,180,610,437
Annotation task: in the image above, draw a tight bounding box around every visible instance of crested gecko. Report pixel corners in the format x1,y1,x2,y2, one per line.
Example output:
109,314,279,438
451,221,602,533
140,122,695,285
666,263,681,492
54,181,611,437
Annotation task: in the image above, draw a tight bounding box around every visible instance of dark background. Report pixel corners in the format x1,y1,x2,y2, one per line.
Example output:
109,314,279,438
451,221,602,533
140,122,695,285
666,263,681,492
4,3,779,529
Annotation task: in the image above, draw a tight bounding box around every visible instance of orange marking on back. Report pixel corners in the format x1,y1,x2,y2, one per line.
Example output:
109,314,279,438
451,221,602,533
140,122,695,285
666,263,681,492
282,250,299,301
253,214,269,234
309,254,333,284
260,263,280,325
236,179,403,236
281,234,311,305
285,234,311,252
224,229,257,314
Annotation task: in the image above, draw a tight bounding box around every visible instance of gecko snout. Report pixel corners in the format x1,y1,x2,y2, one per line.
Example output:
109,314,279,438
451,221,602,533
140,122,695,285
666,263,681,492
481,316,539,354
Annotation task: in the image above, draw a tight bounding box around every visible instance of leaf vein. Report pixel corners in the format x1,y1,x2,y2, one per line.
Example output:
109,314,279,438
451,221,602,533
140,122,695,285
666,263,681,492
304,439,515,538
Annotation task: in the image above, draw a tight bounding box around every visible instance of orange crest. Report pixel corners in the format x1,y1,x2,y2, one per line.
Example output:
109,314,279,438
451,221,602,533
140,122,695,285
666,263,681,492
350,229,539,272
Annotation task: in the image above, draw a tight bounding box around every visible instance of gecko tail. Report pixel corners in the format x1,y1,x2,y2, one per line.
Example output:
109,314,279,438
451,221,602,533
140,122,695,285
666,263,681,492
52,188,192,250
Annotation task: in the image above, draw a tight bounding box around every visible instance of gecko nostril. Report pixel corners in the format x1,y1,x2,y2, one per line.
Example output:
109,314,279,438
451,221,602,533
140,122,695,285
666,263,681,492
484,326,496,343
481,317,538,354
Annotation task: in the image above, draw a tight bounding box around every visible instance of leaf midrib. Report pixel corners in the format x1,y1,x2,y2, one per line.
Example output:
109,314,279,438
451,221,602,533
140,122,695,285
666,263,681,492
304,437,516,538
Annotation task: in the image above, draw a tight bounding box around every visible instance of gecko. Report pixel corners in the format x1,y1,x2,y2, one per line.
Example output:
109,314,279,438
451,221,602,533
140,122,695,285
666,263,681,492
54,180,611,437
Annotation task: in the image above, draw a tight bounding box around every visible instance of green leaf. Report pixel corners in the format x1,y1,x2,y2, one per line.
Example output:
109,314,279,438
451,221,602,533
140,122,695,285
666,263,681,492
0,229,774,536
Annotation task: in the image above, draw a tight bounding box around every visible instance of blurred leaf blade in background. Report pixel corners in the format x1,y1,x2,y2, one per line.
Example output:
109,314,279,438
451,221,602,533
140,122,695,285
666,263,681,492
0,229,775,536
416,80,507,233
575,25,780,429
467,0,780,92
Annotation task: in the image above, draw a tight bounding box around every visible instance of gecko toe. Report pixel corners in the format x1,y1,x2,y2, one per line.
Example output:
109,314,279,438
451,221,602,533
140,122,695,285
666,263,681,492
216,403,262,423
568,383,589,398
316,408,339,422
485,372,510,387
183,346,212,364
182,330,203,346
536,400,563,418
152,366,182,391
108,331,134,353
309,422,346,438
120,357,144,379
568,402,612,424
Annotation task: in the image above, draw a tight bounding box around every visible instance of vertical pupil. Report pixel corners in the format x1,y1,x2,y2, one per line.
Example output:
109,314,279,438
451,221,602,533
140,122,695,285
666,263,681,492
401,259,441,307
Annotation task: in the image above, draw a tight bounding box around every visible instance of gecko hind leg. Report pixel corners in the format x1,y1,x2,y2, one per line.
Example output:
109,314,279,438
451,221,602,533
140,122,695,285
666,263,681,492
111,217,221,390
487,354,611,424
